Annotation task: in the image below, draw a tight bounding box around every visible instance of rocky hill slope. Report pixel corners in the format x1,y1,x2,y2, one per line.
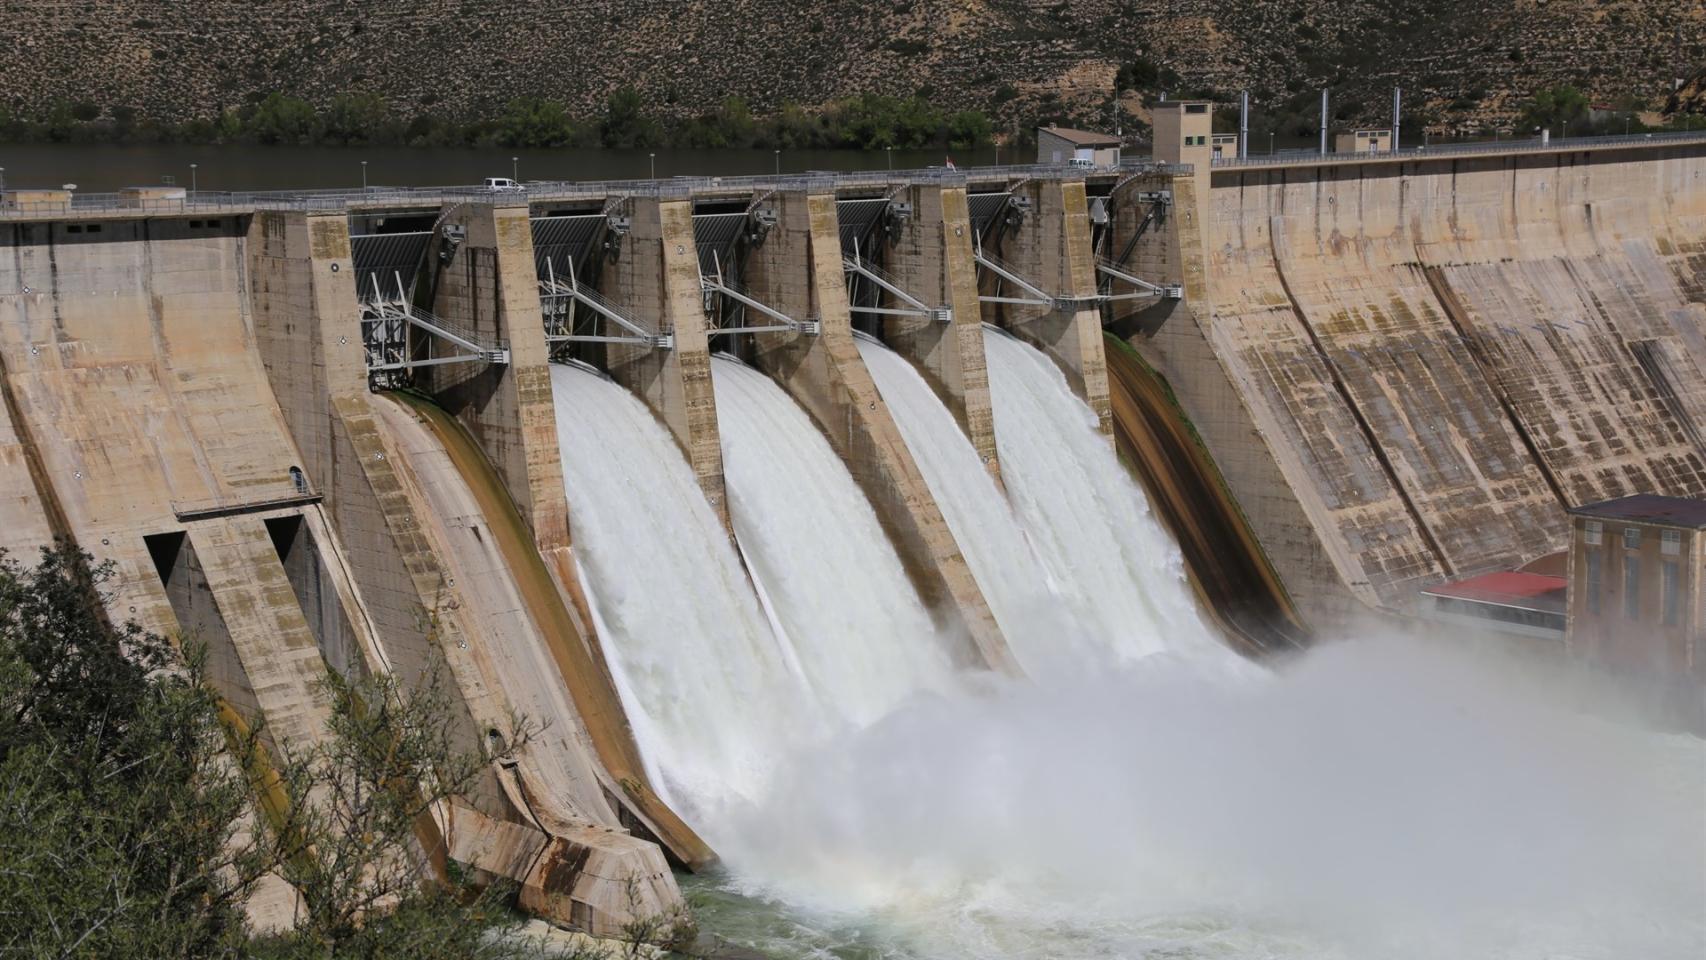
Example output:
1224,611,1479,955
4,0,1701,133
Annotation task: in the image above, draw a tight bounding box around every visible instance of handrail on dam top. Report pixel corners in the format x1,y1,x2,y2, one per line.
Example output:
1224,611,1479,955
1209,129,1706,169
0,160,1194,220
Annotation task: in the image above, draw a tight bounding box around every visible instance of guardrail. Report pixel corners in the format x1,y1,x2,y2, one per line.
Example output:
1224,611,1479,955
1210,129,1706,168
0,159,1195,220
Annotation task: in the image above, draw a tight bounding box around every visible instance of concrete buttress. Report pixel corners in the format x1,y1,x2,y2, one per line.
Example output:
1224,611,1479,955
603,196,730,527
879,183,1001,481
426,202,571,550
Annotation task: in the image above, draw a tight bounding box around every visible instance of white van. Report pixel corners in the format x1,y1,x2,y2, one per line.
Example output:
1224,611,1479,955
483,177,525,192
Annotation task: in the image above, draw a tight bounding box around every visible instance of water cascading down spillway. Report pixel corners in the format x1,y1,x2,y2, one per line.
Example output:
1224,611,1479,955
551,357,962,833
858,327,1223,669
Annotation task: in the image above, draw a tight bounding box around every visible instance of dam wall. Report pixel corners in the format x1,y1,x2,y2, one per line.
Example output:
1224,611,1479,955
1128,141,1706,620
5,143,1704,930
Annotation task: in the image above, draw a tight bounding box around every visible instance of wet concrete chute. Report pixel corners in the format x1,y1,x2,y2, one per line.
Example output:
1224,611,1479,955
4,132,1706,955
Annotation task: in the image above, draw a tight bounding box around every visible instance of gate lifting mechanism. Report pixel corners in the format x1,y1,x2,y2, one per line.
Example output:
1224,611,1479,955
361,271,510,388
701,249,820,337
539,258,673,349
843,238,952,324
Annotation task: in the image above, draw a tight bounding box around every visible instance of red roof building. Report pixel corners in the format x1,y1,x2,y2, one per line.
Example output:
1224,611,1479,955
1419,571,1567,641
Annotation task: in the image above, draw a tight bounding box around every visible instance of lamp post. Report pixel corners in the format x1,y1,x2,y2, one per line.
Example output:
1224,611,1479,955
190,163,198,194
361,160,368,190
1268,131,1275,155
774,149,781,176
886,146,892,170
511,156,518,181
649,153,656,179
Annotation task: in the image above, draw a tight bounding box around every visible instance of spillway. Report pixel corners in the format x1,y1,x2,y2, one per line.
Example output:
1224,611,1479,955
979,326,1221,664
854,334,1070,668
709,355,960,722
550,363,818,818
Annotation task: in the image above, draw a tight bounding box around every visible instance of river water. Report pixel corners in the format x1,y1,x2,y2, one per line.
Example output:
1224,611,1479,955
0,143,1001,192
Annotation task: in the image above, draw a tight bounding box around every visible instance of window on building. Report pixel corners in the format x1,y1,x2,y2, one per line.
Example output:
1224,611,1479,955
1624,526,1642,549
1585,550,1601,615
1663,560,1680,626
1584,520,1603,545
1662,529,1681,556
1624,555,1641,620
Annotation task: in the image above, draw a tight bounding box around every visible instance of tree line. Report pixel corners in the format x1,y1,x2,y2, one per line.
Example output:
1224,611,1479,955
0,89,997,151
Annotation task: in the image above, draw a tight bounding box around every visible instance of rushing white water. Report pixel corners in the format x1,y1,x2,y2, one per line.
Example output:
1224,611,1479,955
549,363,821,817
982,325,1220,663
853,334,1072,669
710,637,1706,960
709,355,960,724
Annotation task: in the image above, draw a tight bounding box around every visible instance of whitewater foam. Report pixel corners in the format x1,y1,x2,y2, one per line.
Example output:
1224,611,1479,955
710,355,961,723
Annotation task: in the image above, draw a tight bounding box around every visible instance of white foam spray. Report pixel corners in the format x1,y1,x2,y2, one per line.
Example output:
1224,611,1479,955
550,363,820,818
982,325,1219,663
709,355,960,724
854,334,1074,668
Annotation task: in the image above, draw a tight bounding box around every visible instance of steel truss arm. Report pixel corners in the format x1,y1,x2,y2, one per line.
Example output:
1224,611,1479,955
843,244,952,323
539,260,673,348
1096,260,1183,301
700,251,820,336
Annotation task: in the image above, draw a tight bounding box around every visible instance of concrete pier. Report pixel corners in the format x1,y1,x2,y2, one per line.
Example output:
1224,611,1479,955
877,183,1001,478
983,177,1113,436
427,202,572,551
743,188,1019,676
603,196,730,526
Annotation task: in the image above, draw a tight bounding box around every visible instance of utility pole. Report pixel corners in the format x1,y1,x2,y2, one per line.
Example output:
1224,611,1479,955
1392,87,1402,153
1320,89,1329,155
1239,90,1250,159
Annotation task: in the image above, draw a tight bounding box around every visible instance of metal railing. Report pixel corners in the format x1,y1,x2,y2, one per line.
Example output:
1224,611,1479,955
0,160,1195,220
1209,129,1706,168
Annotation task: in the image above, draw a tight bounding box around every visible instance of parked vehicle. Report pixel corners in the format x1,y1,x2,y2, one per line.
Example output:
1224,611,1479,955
483,177,525,192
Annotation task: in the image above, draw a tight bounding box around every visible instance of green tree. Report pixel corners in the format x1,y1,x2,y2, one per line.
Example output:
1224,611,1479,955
0,544,637,960
1518,85,1590,134
0,544,264,958
243,93,316,145
317,92,393,145
495,97,579,148
600,86,662,148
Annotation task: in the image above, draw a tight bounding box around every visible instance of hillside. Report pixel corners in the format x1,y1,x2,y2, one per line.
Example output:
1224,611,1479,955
3,0,1701,134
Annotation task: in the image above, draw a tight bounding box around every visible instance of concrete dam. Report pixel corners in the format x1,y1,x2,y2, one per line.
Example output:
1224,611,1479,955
2,126,1704,952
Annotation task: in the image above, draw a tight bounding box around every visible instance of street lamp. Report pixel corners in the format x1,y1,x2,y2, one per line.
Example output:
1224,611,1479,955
361,160,368,190
886,146,892,170
774,149,780,176
511,156,518,181
190,163,198,194
1268,131,1275,155
649,153,656,179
